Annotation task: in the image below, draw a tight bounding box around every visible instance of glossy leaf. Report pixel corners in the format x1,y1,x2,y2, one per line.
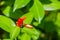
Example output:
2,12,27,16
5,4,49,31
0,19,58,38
2,6,11,17
44,4,56,11
21,33,31,40
30,0,45,23
21,12,33,24
10,27,20,39
44,2,60,10
13,0,30,12
0,15,15,32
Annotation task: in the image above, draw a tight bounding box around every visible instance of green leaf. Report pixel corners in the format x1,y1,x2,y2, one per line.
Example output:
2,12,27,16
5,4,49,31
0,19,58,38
21,12,33,24
0,1,5,6
21,33,31,40
10,27,20,39
43,4,56,11
56,13,60,21
2,39,10,40
13,0,30,12
0,15,15,32
55,13,60,27
2,6,11,17
50,0,59,3
44,2,60,10
50,2,60,9
22,27,40,40
57,29,60,36
30,0,45,24
33,22,39,26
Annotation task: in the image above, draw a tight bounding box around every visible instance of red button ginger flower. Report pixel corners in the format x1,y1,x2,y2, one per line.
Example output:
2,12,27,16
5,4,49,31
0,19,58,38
16,16,33,28
16,16,26,27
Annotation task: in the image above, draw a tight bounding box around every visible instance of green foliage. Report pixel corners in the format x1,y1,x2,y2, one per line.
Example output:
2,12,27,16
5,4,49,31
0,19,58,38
0,0,60,40
22,27,40,40
30,0,45,24
13,0,30,12
21,12,33,24
10,27,20,39
21,33,31,40
55,13,60,27
0,15,15,32
2,6,11,16
50,0,59,3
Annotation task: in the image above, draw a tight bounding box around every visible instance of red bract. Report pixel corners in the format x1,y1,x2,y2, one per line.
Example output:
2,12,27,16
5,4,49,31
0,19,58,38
24,24,33,28
16,16,26,27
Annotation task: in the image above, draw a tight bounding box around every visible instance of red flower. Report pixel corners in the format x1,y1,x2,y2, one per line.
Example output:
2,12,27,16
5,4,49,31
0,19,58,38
16,16,26,27
16,16,33,28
